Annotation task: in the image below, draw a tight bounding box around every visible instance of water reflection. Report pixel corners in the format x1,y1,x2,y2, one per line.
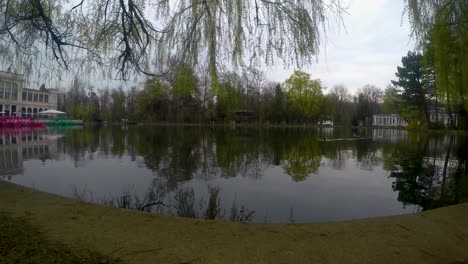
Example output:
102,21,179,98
0,128,58,180
384,134,467,210
1,126,467,223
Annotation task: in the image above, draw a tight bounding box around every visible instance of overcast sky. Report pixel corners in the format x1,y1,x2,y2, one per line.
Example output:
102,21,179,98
19,0,416,93
265,0,415,94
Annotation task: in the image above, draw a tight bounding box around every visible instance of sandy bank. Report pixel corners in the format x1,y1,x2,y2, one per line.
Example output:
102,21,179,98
0,180,467,264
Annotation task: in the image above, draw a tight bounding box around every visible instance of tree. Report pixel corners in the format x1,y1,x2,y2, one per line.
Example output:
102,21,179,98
216,72,243,122
110,88,126,121
383,85,401,114
242,67,265,122
283,71,323,122
171,63,199,122
136,78,170,122
391,51,432,124
64,75,100,121
269,83,286,123
127,86,139,120
355,85,382,125
405,0,468,128
99,88,111,121
328,84,351,125
356,93,371,126
0,0,344,81
87,89,101,121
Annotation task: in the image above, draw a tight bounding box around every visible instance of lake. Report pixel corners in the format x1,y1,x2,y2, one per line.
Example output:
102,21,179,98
1,125,467,223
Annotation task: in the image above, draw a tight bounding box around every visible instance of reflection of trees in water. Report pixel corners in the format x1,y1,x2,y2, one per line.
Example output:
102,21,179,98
57,126,106,166
73,182,255,222
353,140,381,171
53,126,405,184
158,128,202,188
214,128,269,179
19,126,468,218
325,149,351,170
51,126,468,206
281,137,321,182
319,137,381,171
384,134,468,210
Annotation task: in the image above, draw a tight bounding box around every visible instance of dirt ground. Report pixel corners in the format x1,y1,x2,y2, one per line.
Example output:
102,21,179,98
1,180,467,264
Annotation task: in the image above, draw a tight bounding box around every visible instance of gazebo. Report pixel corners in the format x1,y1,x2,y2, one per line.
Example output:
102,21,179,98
234,110,256,124
38,109,66,115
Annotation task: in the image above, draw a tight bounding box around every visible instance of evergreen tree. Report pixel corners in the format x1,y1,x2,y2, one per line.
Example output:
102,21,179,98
391,51,431,124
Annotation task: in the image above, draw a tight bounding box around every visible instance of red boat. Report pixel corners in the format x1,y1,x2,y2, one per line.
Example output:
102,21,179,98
0,116,45,127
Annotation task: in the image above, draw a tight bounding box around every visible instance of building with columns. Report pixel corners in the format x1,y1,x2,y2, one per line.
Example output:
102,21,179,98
373,112,457,127
372,114,408,127
0,128,58,180
0,71,58,116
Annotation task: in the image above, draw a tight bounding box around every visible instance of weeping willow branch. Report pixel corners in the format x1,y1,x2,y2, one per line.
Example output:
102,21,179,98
0,0,345,82
406,0,468,127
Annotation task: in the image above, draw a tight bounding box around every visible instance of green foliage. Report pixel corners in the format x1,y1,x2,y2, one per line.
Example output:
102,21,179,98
173,64,196,98
60,68,385,125
284,71,323,119
0,0,343,82
383,134,466,210
174,188,197,218
269,84,286,123
406,120,427,130
216,72,243,121
427,121,445,130
383,85,427,124
63,76,101,121
204,185,223,220
110,88,126,121
356,93,372,125
406,0,468,128
136,78,170,122
324,85,353,125
391,51,432,124
229,201,255,223
383,85,401,114
281,137,321,182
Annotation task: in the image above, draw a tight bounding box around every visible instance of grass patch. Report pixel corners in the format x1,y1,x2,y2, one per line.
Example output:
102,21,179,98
0,212,121,264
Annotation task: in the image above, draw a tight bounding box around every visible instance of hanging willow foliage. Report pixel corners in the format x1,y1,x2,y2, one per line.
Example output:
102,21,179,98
406,0,468,127
0,0,345,85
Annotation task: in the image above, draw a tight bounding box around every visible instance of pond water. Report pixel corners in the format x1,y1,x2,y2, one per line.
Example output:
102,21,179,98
1,126,467,223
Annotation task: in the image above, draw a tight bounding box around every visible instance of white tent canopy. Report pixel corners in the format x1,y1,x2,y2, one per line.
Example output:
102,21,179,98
38,109,66,115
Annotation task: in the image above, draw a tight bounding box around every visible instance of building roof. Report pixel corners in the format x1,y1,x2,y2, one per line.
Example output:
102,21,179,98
21,87,56,94
0,71,24,79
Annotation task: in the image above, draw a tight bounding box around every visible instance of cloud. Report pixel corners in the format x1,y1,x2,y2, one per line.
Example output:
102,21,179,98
265,0,415,94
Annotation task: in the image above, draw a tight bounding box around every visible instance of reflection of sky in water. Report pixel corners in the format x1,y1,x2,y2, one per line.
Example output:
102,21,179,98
1,126,463,223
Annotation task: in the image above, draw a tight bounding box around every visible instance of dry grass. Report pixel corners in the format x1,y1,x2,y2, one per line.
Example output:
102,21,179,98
0,212,122,264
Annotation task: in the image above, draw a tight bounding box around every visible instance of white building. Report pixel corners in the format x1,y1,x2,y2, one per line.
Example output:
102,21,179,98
429,112,458,127
373,112,457,127
0,71,59,116
0,129,58,180
317,120,334,126
372,114,407,127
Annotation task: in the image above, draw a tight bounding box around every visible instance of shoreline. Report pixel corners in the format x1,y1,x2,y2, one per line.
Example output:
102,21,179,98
1,180,467,263
77,122,468,134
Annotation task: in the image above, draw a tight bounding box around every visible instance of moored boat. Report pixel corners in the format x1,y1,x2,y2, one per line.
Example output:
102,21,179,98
0,116,45,127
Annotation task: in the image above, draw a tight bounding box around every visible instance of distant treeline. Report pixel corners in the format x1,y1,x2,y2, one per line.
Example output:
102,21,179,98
59,67,385,126
58,45,468,130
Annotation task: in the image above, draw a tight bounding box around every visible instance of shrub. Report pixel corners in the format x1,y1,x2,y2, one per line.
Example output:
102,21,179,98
428,121,446,130
406,120,427,130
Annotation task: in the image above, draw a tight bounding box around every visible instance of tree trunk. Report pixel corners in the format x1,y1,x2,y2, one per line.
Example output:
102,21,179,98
423,103,431,125
441,135,454,200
